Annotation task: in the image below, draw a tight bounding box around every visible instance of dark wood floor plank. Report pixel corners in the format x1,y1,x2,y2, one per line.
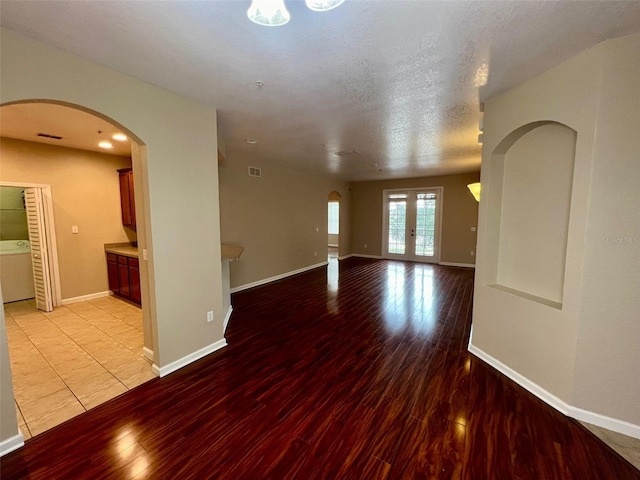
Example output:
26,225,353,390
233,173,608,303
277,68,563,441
2,259,638,479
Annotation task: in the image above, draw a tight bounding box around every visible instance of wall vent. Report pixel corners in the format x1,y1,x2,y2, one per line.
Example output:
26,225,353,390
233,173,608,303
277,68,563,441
37,133,63,140
248,166,262,178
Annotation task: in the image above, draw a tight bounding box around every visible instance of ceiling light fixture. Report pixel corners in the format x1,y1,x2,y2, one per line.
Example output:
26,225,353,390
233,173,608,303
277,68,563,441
112,133,128,141
246,139,257,144
247,0,345,26
98,140,113,149
467,182,481,202
305,0,345,12
247,0,290,27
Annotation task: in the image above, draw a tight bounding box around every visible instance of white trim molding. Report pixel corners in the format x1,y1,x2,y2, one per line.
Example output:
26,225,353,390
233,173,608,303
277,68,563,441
62,290,111,305
439,262,476,268
230,261,328,294
142,346,154,362
223,306,233,335
152,338,227,378
570,406,640,440
0,432,24,457
338,254,353,260
468,343,640,440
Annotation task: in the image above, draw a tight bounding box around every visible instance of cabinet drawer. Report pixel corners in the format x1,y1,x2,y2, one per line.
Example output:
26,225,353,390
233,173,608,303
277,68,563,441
129,257,139,268
118,255,129,265
107,253,118,263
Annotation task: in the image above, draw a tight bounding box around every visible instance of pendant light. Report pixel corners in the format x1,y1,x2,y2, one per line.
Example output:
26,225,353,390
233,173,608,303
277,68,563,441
305,0,345,12
247,0,291,26
467,183,481,202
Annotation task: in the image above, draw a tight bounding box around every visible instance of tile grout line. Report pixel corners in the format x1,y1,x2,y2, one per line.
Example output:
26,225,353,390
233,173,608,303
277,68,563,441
5,298,147,437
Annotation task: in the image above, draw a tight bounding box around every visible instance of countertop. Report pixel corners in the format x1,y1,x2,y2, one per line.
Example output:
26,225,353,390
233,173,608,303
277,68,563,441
105,244,243,260
221,244,244,260
105,246,139,258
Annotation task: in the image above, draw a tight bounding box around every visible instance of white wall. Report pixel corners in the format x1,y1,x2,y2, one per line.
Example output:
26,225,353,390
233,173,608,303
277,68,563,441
1,28,224,445
571,34,640,428
471,32,640,437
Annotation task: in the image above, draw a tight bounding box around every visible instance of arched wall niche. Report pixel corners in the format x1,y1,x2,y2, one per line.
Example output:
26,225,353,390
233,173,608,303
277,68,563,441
484,121,577,308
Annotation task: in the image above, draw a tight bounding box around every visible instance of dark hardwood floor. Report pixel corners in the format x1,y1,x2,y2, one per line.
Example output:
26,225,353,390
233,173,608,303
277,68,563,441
2,257,638,479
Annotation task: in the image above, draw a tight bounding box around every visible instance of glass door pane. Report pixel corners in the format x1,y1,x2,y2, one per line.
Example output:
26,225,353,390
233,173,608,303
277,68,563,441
414,192,436,257
387,194,407,255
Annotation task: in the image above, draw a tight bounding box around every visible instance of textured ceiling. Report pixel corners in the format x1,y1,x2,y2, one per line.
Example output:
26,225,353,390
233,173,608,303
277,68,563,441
2,1,640,181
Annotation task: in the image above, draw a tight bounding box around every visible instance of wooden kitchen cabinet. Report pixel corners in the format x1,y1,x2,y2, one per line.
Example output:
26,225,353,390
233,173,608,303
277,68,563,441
129,257,141,304
106,252,141,305
118,168,136,229
107,253,120,293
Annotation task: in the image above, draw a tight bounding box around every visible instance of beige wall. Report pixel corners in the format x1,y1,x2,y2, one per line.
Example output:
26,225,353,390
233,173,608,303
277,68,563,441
350,172,480,264
219,155,351,289
471,32,640,435
0,138,133,300
496,124,575,305
1,27,224,447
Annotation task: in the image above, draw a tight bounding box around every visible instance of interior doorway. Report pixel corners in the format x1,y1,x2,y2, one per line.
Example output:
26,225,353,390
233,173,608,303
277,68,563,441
382,187,443,263
0,183,62,311
0,100,156,440
328,191,341,252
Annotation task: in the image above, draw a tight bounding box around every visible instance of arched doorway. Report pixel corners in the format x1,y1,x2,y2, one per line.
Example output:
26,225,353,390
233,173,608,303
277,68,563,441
0,100,157,440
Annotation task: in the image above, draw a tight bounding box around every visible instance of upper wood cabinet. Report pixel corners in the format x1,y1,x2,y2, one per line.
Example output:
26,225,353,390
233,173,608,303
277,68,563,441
117,168,136,229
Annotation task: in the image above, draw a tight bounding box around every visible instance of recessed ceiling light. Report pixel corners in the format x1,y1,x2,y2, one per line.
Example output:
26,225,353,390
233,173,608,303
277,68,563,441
255,81,264,89
98,141,113,149
112,133,128,141
247,139,257,144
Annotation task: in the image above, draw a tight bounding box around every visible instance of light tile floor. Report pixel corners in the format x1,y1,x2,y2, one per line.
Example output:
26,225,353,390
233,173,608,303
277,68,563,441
580,422,640,471
4,296,156,440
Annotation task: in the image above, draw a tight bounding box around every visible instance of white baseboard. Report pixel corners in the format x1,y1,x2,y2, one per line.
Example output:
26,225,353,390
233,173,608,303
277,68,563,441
338,254,353,260
62,290,111,305
570,405,640,440
143,346,154,362
352,254,383,259
152,338,227,378
230,261,328,293
439,261,476,268
223,306,233,335
0,432,24,457
328,243,339,247
468,343,640,440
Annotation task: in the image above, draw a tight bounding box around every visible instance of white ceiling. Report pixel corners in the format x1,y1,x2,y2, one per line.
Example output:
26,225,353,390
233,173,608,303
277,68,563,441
2,1,640,181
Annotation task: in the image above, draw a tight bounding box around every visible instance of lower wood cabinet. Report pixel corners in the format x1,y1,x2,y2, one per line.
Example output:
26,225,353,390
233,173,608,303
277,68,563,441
107,252,141,305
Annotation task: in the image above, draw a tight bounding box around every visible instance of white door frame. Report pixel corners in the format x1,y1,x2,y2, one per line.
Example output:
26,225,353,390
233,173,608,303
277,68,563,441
1,181,62,307
381,187,444,264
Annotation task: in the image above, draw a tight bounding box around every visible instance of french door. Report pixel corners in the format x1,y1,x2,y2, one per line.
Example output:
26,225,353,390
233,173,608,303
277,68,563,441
382,187,443,263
